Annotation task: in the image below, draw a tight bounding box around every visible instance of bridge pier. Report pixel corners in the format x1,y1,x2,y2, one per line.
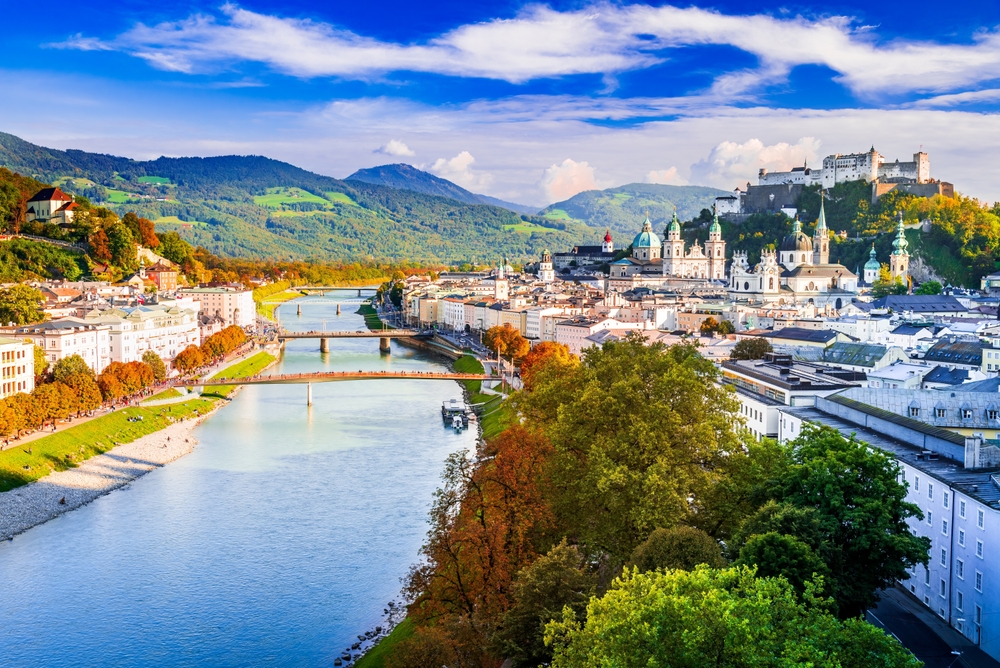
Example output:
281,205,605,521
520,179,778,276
307,382,313,406
337,304,341,315
380,337,391,354
357,289,362,297
297,303,302,316
320,338,329,353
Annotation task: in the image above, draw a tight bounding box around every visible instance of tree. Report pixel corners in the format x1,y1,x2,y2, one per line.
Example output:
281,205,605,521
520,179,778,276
156,231,192,266
483,323,529,362
518,341,576,390
32,343,49,380
872,265,908,298
174,345,204,373
776,425,930,617
142,350,167,381
61,372,103,413
730,337,772,360
490,540,596,668
519,335,744,565
735,532,830,594
89,228,112,263
629,526,727,573
915,280,943,295
716,319,735,335
699,317,719,335
105,221,138,272
0,285,45,325
546,567,922,668
52,354,94,382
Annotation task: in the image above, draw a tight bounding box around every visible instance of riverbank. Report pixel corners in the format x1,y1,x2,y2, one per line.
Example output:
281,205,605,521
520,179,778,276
257,289,301,319
0,351,277,540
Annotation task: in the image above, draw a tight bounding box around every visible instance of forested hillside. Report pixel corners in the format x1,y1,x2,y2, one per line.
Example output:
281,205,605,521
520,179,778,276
539,183,729,234
0,132,600,262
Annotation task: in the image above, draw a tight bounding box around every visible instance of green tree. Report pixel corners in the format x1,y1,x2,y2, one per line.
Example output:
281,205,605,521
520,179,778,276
716,319,735,335
52,354,94,382
735,532,830,594
519,335,743,564
699,316,719,335
629,526,727,572
156,231,193,265
915,280,943,295
729,337,772,360
0,285,45,325
490,540,596,668
142,350,167,382
547,566,922,668
105,221,138,272
777,425,930,617
32,343,49,379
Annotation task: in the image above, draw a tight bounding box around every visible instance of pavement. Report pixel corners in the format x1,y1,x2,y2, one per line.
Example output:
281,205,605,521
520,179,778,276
867,585,1000,668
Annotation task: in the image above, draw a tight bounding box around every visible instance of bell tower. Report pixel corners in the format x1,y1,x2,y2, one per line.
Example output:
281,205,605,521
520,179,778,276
704,206,726,280
890,213,910,286
813,194,830,265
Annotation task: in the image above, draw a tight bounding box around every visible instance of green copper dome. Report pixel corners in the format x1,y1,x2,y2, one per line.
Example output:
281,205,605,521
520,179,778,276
891,216,909,255
709,210,721,234
667,210,681,234
633,217,661,248
864,244,880,270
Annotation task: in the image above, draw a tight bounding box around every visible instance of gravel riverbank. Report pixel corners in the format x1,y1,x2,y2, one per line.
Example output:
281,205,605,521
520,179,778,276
0,405,222,542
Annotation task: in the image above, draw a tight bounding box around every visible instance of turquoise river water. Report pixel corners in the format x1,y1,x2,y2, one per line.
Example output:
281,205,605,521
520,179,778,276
0,293,477,667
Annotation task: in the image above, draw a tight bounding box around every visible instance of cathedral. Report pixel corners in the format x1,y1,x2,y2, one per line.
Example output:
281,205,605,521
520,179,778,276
608,211,726,289
728,199,858,307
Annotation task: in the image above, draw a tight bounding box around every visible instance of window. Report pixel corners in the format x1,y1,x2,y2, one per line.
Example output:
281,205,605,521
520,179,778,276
940,579,947,597
936,408,946,418
941,548,948,566
958,559,965,579
978,509,985,529
915,476,920,492
928,483,934,500
961,500,967,518
964,408,974,419
928,511,933,526
976,604,983,626
925,567,931,585
960,529,966,546
976,571,983,592
943,519,949,536
944,492,950,509
977,540,984,558
910,407,919,417
958,590,964,611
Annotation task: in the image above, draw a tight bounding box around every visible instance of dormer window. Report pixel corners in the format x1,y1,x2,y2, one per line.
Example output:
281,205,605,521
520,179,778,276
909,407,920,417
963,408,973,419
935,407,946,418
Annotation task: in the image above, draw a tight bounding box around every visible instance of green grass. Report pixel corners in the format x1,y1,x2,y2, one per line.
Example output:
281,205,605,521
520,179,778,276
503,221,556,233
254,187,329,207
0,351,276,493
142,387,182,403
257,290,301,319
53,176,98,189
454,355,484,393
543,208,574,221
105,189,138,203
0,399,215,492
324,191,359,206
357,300,393,331
201,352,276,398
154,216,209,228
612,192,633,202
355,617,414,668
138,176,171,184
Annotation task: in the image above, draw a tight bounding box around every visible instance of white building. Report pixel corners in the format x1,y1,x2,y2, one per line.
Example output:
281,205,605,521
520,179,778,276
538,250,555,283
177,287,255,329
554,316,643,356
758,149,930,189
778,395,1000,662
0,337,34,399
80,304,200,364
12,320,112,373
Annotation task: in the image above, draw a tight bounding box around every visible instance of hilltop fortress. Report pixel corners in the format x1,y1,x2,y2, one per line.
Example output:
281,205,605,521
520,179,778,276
715,147,954,218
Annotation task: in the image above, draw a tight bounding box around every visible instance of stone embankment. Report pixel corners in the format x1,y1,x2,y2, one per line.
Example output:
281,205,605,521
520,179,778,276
0,405,220,542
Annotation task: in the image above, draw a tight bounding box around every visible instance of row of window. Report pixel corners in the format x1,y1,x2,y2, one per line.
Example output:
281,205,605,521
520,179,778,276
908,406,998,420
913,474,987,530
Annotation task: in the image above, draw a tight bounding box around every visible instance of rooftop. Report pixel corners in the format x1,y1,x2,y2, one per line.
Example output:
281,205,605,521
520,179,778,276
722,353,865,392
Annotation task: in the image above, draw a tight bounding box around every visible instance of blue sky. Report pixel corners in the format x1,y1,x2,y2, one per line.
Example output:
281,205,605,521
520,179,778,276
2,0,1000,205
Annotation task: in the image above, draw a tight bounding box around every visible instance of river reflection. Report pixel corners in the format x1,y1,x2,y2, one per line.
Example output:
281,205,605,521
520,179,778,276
0,294,476,667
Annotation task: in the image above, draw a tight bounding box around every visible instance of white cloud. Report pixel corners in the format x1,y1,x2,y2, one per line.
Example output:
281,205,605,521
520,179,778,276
427,151,492,190
541,159,599,202
374,139,415,156
689,137,821,189
54,3,1000,99
909,88,1000,108
645,167,688,186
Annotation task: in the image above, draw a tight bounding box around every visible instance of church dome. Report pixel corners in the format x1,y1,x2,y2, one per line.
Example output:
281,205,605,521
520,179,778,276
632,217,660,248
780,220,812,252
864,245,880,271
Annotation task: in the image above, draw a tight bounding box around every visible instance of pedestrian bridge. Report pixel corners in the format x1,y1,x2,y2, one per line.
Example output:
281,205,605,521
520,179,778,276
174,370,490,387
276,329,430,340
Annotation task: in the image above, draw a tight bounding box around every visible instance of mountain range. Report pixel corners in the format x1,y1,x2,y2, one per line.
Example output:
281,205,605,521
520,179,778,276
0,132,726,262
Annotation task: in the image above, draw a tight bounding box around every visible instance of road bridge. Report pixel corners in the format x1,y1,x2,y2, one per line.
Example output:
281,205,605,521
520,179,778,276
173,370,492,405
277,329,432,353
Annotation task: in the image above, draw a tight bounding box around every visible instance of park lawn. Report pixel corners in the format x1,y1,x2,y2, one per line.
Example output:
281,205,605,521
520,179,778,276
0,398,216,493
138,176,170,184
354,617,414,668
324,191,359,206
201,351,276,398
357,301,393,331
257,290,301,319
142,387,183,403
503,221,555,233
253,187,329,207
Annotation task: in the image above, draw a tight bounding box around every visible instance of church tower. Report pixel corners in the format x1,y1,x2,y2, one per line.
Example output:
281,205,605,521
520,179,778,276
890,214,910,285
813,194,830,265
863,244,880,285
602,229,614,254
662,209,685,276
494,257,509,301
704,207,726,280
538,249,554,283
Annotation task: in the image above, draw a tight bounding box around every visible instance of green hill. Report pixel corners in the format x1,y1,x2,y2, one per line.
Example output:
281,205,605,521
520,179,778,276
539,184,730,235
0,132,596,263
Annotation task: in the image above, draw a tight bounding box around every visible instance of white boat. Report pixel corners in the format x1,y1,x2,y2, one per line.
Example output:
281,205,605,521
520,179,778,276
452,414,464,431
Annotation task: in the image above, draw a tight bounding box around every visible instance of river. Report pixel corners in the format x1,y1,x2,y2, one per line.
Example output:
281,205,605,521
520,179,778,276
0,293,478,667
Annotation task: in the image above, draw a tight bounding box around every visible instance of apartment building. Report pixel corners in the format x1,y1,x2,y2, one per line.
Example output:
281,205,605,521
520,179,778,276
13,320,112,373
0,337,34,399
177,287,255,329
81,304,200,363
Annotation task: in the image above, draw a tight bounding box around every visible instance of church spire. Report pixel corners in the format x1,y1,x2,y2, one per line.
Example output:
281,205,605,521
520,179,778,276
816,192,827,232
891,212,909,256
